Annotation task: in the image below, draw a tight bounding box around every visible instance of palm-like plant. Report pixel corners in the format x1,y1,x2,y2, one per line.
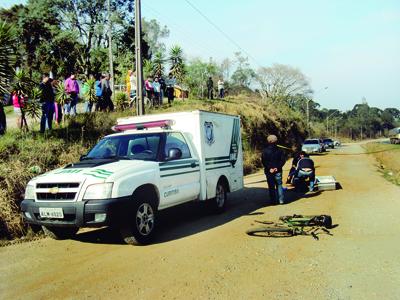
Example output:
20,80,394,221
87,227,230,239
143,59,155,79
84,78,97,104
0,21,16,134
169,45,186,83
0,22,16,95
11,69,33,130
153,51,165,77
24,87,42,120
55,81,69,106
115,92,129,111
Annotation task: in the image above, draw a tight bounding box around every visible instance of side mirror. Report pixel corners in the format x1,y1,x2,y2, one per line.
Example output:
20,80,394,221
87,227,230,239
80,154,87,161
166,148,182,161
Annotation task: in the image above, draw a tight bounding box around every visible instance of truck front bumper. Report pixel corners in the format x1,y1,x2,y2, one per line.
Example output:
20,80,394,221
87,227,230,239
21,197,131,228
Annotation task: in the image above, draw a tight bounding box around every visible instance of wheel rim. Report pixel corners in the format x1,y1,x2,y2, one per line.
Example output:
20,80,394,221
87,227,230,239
215,184,225,208
136,203,155,236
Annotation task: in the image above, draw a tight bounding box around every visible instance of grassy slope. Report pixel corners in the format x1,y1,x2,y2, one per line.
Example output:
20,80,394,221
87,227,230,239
0,97,307,240
363,142,400,186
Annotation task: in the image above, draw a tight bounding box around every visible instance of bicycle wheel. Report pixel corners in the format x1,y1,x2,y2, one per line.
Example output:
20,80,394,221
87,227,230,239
144,97,152,109
129,96,136,109
246,226,294,238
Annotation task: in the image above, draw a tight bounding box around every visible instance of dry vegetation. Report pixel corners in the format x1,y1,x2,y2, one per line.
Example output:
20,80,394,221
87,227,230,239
363,142,400,186
0,97,307,241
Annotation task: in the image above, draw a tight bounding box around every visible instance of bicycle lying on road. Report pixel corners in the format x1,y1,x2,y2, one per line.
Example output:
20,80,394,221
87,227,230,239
246,214,334,240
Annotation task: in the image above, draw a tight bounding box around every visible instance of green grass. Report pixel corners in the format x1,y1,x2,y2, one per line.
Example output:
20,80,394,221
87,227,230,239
363,142,400,186
4,105,13,115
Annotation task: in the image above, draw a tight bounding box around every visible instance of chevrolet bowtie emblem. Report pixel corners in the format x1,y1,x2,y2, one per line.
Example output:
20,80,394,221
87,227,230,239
49,187,59,194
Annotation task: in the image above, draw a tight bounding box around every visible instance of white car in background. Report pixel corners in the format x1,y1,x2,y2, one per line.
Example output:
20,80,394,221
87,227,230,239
302,139,323,154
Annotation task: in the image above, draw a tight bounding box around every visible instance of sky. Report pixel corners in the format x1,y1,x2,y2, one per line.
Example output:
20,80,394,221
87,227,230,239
2,0,400,111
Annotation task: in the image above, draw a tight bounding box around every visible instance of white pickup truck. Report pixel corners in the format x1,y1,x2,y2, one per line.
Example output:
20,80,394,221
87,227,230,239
21,110,243,245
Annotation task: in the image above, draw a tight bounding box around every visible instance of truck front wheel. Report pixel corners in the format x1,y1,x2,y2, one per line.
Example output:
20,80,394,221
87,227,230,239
42,226,78,240
120,199,157,245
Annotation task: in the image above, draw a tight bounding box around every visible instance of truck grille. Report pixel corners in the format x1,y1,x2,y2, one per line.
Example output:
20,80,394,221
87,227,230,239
36,183,80,189
36,192,77,201
35,182,81,201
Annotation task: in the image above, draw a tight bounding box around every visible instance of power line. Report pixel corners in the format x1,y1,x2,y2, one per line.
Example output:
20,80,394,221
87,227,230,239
142,2,222,60
184,0,262,68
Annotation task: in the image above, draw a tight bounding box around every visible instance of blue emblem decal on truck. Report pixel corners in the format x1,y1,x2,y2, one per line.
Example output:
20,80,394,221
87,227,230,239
204,121,215,145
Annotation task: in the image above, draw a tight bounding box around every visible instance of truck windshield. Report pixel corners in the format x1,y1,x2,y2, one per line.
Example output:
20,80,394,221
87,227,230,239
85,133,162,161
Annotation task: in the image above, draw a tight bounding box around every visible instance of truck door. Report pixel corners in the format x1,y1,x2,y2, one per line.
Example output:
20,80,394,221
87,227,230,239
159,132,200,207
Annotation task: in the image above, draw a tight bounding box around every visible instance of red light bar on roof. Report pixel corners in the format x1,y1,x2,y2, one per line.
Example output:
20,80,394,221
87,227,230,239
112,119,174,132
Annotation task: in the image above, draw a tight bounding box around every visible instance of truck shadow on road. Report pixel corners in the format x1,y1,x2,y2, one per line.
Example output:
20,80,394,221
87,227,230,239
74,185,322,245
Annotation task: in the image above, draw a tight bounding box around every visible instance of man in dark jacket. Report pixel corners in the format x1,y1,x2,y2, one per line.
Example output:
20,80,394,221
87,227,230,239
39,73,55,133
207,77,213,99
261,135,286,204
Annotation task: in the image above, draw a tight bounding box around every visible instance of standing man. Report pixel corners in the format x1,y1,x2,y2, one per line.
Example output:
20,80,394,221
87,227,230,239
39,73,55,133
64,72,79,116
207,77,214,99
159,75,166,105
261,135,286,205
165,73,176,106
101,73,114,111
217,78,225,99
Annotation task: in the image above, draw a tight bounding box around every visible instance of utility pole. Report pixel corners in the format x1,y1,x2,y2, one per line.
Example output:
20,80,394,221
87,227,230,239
306,98,310,131
135,0,144,115
107,0,115,102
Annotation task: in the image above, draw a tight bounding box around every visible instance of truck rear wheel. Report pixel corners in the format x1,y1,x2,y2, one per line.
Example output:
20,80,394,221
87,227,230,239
210,180,227,214
120,198,157,245
42,226,78,240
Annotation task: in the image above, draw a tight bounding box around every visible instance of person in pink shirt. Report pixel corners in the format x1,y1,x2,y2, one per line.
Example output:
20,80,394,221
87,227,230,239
64,72,80,116
12,91,26,128
144,76,154,101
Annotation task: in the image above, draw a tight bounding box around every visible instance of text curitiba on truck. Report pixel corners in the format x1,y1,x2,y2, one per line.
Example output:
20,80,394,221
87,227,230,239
21,110,244,245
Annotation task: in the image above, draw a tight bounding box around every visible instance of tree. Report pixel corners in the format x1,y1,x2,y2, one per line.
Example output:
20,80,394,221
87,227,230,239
169,45,186,83
185,58,218,98
0,21,17,134
231,52,255,90
142,19,170,56
256,64,311,105
152,51,166,77
220,58,232,81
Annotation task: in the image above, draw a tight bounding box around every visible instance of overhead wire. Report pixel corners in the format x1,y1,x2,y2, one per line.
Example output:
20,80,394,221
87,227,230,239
183,0,263,68
142,2,223,61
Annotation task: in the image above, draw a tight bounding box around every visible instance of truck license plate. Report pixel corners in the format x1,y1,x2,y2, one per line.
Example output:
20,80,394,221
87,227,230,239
39,207,64,219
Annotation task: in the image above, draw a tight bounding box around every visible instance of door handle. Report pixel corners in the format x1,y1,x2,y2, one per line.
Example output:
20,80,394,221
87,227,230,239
191,162,196,168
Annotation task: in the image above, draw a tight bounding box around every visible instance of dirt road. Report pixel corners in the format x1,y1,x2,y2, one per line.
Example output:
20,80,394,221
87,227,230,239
1,143,399,299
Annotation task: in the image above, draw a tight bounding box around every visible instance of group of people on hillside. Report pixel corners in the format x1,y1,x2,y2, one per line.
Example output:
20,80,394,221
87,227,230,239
127,71,177,107
11,71,114,133
262,135,316,205
206,77,225,100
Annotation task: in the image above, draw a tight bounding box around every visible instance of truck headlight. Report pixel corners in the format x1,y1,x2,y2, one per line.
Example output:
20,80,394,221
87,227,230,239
83,183,113,200
24,184,35,200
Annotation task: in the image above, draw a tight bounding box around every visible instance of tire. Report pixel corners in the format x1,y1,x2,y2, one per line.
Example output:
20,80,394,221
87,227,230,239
246,226,293,237
42,226,78,240
120,198,157,245
210,180,227,213
144,97,152,109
